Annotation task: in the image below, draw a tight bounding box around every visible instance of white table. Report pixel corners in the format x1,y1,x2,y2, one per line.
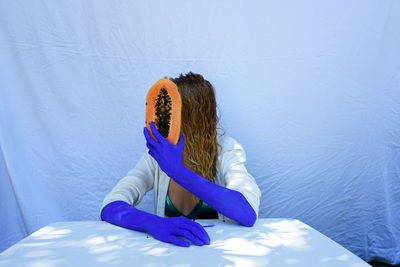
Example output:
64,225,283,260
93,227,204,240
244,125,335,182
0,218,369,267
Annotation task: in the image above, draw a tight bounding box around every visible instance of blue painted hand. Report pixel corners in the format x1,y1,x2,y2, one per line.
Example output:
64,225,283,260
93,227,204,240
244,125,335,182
144,122,185,179
101,201,211,247
147,216,211,247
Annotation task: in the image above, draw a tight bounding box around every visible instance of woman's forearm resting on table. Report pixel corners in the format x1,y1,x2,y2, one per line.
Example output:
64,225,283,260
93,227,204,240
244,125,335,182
101,200,159,232
173,166,257,227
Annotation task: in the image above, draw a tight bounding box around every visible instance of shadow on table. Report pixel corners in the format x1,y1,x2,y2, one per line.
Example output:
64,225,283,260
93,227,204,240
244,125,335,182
0,219,369,267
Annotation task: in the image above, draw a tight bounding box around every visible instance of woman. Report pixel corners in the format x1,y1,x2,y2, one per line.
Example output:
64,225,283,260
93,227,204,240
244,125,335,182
100,72,261,247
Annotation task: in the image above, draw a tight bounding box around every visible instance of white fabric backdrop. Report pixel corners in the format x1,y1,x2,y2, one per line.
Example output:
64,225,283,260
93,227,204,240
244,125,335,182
0,0,399,264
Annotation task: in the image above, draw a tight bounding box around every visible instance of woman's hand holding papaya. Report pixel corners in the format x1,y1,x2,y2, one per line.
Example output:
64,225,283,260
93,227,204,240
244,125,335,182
144,122,185,180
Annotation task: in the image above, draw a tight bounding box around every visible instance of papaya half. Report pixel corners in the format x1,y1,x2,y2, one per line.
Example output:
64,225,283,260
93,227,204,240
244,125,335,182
145,78,182,145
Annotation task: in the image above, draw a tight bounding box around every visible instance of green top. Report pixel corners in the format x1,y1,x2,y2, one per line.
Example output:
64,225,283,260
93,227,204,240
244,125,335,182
165,194,218,220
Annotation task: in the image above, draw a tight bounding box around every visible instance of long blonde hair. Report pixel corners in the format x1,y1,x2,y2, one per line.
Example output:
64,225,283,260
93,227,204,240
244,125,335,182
170,72,223,203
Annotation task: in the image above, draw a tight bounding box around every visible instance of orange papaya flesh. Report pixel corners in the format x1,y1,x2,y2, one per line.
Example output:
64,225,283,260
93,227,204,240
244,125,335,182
145,78,182,145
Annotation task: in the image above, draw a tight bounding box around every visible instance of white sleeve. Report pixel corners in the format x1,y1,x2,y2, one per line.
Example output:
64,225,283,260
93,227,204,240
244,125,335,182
220,137,262,223
99,152,156,219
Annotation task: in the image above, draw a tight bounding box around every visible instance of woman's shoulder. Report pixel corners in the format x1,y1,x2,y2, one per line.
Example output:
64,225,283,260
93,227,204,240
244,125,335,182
216,135,248,175
217,135,244,148
217,135,245,154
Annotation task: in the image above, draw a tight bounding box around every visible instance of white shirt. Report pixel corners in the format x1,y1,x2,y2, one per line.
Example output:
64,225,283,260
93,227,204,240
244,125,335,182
100,135,262,224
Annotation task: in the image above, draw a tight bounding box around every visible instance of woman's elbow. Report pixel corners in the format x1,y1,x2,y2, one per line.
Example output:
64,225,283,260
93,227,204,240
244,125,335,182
237,193,258,227
238,207,257,227
245,213,257,227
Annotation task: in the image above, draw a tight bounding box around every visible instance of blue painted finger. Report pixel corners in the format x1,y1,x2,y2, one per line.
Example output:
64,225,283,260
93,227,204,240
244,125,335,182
177,132,184,147
181,222,210,245
150,122,166,143
175,229,204,246
182,220,211,245
148,150,156,160
144,126,157,146
169,236,190,247
146,141,157,152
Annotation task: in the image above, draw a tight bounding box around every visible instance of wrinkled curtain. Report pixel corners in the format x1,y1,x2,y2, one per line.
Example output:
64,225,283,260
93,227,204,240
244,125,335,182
0,0,399,264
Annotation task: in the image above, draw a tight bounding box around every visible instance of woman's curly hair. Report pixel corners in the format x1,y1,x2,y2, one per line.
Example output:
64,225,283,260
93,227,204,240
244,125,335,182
170,72,224,204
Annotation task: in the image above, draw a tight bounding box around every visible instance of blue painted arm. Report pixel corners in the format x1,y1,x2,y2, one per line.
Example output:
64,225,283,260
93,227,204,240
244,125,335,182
175,166,256,227
101,200,211,247
144,122,257,227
